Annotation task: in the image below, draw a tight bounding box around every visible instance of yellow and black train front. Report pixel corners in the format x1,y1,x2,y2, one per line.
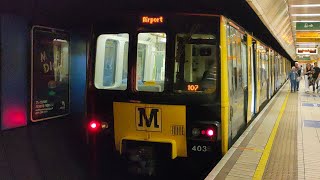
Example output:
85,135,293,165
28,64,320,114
114,100,221,160
88,14,227,175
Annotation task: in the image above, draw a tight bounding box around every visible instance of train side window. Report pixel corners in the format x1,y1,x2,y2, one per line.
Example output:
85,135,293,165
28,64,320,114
94,33,129,90
136,32,166,92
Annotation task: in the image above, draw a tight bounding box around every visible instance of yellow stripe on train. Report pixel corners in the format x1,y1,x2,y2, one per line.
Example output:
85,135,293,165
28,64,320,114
113,102,187,159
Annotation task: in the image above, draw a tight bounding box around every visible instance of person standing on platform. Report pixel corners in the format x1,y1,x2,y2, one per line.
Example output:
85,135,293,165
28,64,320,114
304,63,312,92
289,66,298,92
312,62,320,93
295,62,302,91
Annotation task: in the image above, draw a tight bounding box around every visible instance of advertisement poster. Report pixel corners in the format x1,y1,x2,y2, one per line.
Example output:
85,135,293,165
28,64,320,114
31,26,70,122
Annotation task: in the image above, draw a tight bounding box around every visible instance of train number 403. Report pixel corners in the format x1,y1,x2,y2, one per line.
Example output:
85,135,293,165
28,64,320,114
191,145,210,152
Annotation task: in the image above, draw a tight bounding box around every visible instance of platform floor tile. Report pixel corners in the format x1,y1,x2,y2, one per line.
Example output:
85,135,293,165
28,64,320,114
298,80,320,179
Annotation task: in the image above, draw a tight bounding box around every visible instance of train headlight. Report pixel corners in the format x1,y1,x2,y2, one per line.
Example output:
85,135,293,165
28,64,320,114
192,128,200,136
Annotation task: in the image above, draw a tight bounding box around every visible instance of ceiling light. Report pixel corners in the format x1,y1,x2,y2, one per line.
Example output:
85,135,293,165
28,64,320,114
296,42,318,46
293,20,320,22
292,14,320,17
291,4,320,8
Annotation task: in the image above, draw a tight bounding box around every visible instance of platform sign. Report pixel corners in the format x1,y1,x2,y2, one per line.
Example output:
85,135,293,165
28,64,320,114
296,48,318,55
296,31,320,38
296,38,320,42
297,56,311,60
31,26,70,122
297,60,314,64
296,22,320,31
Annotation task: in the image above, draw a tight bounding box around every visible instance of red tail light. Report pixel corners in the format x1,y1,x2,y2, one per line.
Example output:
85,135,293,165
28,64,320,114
88,120,101,132
90,122,97,129
206,129,214,137
192,127,216,139
201,130,206,135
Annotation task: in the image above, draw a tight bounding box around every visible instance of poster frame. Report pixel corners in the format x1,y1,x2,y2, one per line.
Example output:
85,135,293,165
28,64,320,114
30,25,70,122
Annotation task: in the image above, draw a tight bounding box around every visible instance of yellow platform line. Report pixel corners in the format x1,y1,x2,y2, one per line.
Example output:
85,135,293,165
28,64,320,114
253,92,290,180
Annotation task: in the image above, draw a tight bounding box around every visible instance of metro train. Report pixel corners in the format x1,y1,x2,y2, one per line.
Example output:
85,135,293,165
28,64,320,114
86,13,291,176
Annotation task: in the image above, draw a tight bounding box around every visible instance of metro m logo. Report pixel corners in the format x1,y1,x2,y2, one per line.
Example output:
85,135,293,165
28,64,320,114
135,107,162,132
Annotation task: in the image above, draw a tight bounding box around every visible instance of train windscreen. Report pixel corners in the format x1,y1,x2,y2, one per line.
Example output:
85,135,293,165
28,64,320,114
94,33,129,90
136,32,166,92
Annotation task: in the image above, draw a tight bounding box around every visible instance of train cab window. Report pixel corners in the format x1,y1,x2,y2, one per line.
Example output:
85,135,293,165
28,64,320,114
136,32,166,92
94,33,129,90
174,34,217,93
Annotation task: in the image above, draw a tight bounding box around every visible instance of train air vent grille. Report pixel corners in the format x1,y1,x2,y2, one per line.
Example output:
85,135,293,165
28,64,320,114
171,125,184,136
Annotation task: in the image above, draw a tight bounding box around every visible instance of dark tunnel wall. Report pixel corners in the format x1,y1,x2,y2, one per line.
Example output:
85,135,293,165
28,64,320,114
70,33,87,119
0,14,87,130
1,15,29,130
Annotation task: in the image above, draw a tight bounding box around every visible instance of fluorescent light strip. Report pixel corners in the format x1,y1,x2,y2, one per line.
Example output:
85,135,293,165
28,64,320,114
296,43,318,46
292,14,320,17
293,20,320,22
291,4,320,8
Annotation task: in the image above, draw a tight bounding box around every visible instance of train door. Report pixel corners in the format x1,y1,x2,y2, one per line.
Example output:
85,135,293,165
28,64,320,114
270,50,275,96
275,55,280,89
281,57,285,84
267,49,272,99
274,54,278,90
246,36,255,122
258,44,268,107
252,40,259,113
241,36,248,124
226,24,246,143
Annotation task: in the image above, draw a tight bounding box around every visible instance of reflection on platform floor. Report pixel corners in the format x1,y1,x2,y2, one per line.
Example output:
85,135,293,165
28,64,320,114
0,118,90,180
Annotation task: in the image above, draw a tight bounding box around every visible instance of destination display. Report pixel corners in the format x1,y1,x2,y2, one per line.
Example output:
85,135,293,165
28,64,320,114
142,16,164,24
31,26,70,122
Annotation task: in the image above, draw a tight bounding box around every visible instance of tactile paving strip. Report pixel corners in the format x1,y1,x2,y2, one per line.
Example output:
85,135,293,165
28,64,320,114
263,93,298,180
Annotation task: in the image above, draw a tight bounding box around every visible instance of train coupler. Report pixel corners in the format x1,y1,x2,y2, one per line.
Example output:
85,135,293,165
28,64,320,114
125,146,156,176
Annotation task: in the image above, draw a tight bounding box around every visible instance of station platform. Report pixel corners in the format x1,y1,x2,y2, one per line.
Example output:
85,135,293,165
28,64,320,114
206,79,320,180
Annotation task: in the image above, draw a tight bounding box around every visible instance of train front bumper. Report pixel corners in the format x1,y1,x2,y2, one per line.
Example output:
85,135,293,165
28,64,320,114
120,137,177,159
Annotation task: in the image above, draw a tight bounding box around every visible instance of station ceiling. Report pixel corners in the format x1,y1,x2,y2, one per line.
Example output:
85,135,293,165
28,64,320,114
247,0,320,63
0,0,295,61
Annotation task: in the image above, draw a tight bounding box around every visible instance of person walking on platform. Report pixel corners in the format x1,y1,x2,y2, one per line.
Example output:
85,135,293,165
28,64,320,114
289,66,298,92
295,62,302,91
304,63,312,92
312,62,320,93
